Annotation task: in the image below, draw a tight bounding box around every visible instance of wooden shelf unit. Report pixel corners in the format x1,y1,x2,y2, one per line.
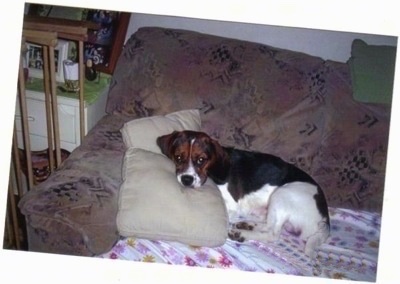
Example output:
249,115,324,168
6,16,93,251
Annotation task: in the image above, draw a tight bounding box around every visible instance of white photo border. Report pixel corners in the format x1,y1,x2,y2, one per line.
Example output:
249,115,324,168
2,1,399,284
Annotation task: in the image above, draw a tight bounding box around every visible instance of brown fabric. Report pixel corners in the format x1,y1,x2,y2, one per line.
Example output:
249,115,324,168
19,114,129,256
107,27,391,212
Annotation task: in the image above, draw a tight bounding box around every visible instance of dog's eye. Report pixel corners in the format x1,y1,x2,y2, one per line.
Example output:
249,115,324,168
175,155,183,164
196,157,207,166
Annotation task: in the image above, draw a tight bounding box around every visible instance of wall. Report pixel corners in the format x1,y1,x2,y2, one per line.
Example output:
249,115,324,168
125,13,397,63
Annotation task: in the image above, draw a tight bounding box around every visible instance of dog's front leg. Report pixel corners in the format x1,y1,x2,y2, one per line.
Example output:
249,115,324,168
228,209,284,243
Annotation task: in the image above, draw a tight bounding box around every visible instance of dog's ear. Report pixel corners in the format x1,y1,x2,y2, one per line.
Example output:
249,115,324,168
157,131,178,157
209,138,226,160
207,138,230,183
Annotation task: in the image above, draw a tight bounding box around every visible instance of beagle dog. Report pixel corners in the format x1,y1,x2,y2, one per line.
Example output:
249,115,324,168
157,130,330,257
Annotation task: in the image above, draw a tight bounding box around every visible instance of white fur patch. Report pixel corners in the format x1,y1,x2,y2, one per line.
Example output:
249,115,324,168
177,138,202,187
268,181,325,238
237,184,277,220
218,183,277,222
217,183,238,218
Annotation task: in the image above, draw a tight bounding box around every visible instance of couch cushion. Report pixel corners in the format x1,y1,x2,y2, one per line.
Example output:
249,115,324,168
348,39,396,104
106,27,324,118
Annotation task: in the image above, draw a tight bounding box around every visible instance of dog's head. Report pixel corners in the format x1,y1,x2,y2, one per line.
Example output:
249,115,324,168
157,130,229,188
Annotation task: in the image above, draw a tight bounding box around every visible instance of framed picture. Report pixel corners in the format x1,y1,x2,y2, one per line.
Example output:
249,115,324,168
26,40,69,82
26,4,130,74
83,10,130,74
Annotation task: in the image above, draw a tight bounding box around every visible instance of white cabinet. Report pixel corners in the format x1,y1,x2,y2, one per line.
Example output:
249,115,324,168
15,87,108,152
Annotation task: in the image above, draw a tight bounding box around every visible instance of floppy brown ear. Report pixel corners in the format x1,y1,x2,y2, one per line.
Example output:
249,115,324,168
156,131,178,157
207,138,230,184
210,138,227,161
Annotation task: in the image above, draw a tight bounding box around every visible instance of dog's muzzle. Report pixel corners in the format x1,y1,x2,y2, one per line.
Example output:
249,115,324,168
180,174,195,187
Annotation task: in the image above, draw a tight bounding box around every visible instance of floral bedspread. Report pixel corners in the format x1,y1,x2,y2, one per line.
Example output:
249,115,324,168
99,207,380,282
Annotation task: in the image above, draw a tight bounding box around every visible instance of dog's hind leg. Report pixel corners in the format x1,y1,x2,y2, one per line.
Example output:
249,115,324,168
304,218,330,257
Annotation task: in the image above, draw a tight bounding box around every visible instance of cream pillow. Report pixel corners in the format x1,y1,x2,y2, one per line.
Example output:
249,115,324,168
117,148,228,247
121,109,201,153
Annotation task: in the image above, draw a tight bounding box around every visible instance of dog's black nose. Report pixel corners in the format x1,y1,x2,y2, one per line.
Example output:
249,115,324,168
181,175,194,187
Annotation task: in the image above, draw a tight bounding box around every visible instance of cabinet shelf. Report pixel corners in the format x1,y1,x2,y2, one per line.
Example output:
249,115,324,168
25,74,111,105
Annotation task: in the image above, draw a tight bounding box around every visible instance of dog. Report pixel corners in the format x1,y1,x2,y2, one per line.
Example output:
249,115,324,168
157,130,330,257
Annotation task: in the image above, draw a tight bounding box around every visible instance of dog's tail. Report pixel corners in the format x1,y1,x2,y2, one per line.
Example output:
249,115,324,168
304,217,330,258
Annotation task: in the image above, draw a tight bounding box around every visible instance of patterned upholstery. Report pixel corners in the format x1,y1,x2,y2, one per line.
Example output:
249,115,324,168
107,27,391,212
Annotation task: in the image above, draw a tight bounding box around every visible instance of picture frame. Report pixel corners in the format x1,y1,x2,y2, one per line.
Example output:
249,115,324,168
26,39,69,82
83,10,130,74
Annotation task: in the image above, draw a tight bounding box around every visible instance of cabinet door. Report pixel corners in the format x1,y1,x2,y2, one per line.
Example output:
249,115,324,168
14,91,83,152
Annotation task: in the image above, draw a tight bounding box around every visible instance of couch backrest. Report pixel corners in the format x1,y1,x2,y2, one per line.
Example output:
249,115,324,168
107,27,391,212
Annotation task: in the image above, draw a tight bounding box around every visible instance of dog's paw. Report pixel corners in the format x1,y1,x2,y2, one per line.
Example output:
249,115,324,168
228,230,246,242
234,221,255,231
